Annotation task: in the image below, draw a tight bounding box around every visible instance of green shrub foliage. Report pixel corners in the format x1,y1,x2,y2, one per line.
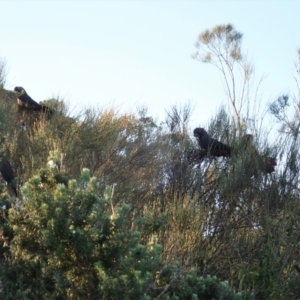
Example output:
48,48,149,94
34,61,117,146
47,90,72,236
1,168,158,299
0,167,251,300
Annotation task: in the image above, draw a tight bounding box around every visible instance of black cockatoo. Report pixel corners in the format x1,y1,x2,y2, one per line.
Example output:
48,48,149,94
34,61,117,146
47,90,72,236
14,86,52,114
0,158,17,196
193,127,231,157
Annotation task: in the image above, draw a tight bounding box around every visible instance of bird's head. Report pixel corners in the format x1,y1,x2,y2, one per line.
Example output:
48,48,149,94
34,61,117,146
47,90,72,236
193,128,207,138
14,86,26,97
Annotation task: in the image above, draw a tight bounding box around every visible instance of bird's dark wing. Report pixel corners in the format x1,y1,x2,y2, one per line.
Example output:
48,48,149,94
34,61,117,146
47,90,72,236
0,159,15,184
0,158,17,196
207,138,231,157
18,93,43,110
18,94,42,109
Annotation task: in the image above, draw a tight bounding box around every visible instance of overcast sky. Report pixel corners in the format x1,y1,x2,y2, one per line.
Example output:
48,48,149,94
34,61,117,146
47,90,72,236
1,0,299,129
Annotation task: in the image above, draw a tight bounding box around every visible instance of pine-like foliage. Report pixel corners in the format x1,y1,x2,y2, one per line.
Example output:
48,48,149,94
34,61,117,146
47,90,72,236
0,166,251,300
1,167,161,299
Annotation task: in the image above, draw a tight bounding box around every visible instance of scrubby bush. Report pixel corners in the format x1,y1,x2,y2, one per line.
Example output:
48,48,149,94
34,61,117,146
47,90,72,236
0,166,251,299
1,24,300,299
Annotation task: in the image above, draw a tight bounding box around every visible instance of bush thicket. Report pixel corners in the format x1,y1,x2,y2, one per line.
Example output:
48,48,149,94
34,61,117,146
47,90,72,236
0,24,299,299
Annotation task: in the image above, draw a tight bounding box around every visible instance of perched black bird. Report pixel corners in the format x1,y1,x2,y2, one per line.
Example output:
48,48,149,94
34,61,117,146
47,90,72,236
0,158,17,196
193,128,231,157
14,86,52,114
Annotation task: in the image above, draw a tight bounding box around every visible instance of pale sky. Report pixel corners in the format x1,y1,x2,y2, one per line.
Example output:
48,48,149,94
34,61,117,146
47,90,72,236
1,0,299,129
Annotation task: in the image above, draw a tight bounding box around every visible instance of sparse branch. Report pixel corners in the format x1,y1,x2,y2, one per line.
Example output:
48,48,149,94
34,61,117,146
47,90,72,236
193,23,262,132
154,273,178,300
